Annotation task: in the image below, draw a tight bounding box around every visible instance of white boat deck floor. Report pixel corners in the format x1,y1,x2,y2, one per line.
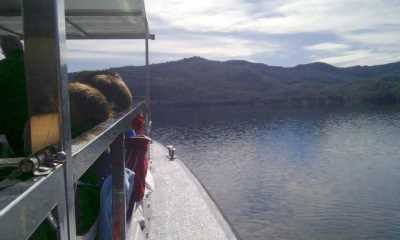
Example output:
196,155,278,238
148,142,237,240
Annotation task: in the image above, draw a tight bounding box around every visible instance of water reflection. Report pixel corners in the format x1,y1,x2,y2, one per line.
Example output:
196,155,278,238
153,106,400,240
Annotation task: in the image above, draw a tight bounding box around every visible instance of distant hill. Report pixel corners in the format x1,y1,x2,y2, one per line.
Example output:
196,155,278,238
103,57,400,107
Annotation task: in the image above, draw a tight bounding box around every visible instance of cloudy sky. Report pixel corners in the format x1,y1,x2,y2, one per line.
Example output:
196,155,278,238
67,0,400,71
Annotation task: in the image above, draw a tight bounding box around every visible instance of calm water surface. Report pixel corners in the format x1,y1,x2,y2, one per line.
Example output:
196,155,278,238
152,106,400,240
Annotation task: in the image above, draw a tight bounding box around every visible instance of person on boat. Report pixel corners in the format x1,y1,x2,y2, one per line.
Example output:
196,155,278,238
98,114,150,240
126,114,152,203
99,167,135,240
0,35,28,157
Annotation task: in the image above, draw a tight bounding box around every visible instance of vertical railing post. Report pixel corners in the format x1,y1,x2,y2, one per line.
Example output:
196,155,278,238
54,203,68,240
145,35,151,136
22,0,75,239
111,134,126,240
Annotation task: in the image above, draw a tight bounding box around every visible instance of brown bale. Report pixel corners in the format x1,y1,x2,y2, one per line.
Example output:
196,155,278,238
74,70,133,112
69,82,112,134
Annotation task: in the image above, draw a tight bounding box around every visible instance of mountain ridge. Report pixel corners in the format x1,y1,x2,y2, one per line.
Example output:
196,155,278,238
99,57,400,107
152,56,400,70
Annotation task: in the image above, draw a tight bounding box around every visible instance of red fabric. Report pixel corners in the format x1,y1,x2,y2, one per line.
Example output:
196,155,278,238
126,136,151,202
131,113,145,135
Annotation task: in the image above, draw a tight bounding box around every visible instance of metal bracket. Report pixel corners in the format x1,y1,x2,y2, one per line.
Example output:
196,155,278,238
166,145,176,160
0,146,68,189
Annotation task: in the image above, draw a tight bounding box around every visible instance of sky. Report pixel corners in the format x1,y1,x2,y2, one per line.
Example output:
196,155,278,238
67,0,400,71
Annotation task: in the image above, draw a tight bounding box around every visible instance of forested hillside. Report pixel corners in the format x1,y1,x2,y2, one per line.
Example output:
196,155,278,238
92,57,400,107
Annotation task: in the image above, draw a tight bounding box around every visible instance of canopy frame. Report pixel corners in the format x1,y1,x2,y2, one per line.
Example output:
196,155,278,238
0,1,155,40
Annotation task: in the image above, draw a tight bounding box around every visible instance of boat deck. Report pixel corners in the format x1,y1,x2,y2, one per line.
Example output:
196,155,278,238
148,141,237,240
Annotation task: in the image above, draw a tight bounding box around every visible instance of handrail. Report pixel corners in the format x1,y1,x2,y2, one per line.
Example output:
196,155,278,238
0,101,145,240
0,165,67,240
72,101,145,180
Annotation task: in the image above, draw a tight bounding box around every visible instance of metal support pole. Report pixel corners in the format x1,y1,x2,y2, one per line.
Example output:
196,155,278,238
145,36,151,136
23,0,75,239
55,204,69,240
111,134,126,240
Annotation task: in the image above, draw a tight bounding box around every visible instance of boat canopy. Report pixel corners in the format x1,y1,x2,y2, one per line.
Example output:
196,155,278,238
0,0,154,39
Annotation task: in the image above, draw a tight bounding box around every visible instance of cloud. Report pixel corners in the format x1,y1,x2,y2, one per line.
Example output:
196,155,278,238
316,49,400,67
243,0,400,34
66,0,400,70
305,43,349,52
146,0,400,67
66,34,281,70
147,0,400,35
343,31,400,45
68,36,279,59
147,0,251,32
317,50,372,66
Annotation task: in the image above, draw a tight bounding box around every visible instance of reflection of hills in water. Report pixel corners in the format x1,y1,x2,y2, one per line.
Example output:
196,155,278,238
101,57,400,107
152,106,400,240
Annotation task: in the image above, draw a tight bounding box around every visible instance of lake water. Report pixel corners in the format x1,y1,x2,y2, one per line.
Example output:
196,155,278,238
152,106,400,240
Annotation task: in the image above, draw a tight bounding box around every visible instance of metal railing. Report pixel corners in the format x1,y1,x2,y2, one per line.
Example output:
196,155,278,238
0,102,146,240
